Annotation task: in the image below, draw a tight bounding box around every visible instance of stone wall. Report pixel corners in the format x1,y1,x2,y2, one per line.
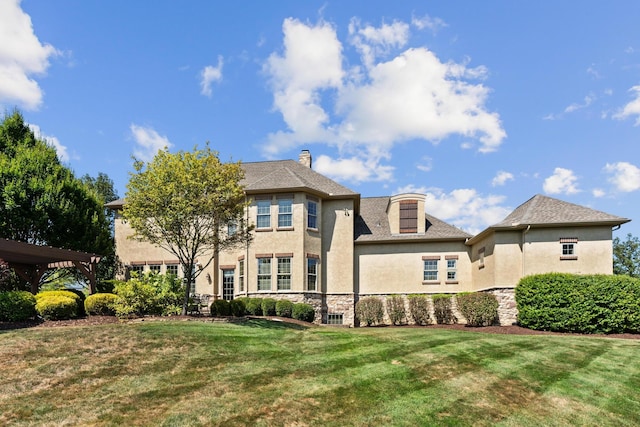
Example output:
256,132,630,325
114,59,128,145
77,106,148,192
482,288,517,326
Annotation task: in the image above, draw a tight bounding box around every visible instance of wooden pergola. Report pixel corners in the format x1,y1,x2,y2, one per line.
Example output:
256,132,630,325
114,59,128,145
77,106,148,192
0,238,101,294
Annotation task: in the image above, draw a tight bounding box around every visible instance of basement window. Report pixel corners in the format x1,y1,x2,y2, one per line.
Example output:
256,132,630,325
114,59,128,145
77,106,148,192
326,313,343,325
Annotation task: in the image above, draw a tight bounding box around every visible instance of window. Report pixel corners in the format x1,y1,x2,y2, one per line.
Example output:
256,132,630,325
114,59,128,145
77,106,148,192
256,200,271,229
307,200,318,229
227,222,237,236
278,199,292,228
222,270,234,301
130,264,144,275
149,264,161,274
562,243,574,255
307,258,318,291
166,264,179,276
189,265,196,295
400,200,418,233
423,259,438,281
326,313,343,325
277,257,292,290
238,260,244,292
560,237,578,260
447,259,457,281
478,247,485,269
257,258,271,291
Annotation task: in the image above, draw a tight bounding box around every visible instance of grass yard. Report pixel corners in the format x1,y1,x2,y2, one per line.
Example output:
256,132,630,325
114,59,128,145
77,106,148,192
1,319,639,426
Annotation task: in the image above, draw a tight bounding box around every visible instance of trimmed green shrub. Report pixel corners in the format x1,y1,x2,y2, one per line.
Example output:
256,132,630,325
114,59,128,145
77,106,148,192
432,294,456,324
275,299,293,318
292,303,315,323
408,294,431,325
113,273,184,318
244,298,263,315
355,296,384,326
84,293,119,316
230,298,246,317
0,291,37,321
36,295,77,320
456,292,498,327
210,299,231,317
516,273,640,334
36,290,82,318
386,295,406,325
261,298,277,316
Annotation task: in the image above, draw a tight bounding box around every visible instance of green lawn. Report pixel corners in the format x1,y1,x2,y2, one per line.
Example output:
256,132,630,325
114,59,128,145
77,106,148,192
1,319,639,426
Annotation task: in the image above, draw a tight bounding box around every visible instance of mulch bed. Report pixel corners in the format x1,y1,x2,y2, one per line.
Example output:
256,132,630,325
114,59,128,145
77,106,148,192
1,316,638,339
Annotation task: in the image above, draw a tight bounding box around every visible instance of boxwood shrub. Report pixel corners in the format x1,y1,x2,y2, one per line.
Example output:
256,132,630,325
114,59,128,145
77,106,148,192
386,295,406,325
261,298,277,316
355,296,384,326
292,303,315,323
36,290,82,319
0,291,37,321
229,298,246,317
210,299,231,317
456,292,498,327
408,294,430,325
244,298,263,315
84,293,119,316
36,295,78,320
275,299,293,318
432,294,456,324
516,273,640,334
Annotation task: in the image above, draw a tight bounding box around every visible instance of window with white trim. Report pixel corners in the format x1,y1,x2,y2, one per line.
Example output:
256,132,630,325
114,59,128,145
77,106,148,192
149,264,161,274
423,260,438,281
307,258,318,291
560,237,578,260
278,199,293,228
238,259,244,292
166,264,179,276
446,259,457,281
130,265,144,275
227,222,237,236
326,313,343,325
256,200,271,229
277,257,292,290
257,258,271,291
307,200,318,229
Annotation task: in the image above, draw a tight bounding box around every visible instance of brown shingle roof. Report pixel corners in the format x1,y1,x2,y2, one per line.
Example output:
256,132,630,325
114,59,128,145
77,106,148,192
355,197,471,243
241,160,358,198
493,194,630,227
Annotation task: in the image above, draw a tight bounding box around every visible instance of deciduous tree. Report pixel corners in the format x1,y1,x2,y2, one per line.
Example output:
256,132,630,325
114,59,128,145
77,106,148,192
613,233,640,278
124,144,252,314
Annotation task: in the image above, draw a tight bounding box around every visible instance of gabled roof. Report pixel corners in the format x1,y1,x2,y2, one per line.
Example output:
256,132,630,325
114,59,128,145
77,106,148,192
466,194,630,245
355,197,471,243
241,160,358,198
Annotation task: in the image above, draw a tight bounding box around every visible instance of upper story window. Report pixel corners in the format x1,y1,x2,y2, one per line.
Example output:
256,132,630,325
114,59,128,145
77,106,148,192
278,199,293,228
256,199,271,229
307,200,318,229
399,200,418,233
227,222,237,236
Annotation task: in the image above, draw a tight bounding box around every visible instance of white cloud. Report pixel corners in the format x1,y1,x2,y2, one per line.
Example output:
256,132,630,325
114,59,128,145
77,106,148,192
200,55,223,97
614,85,640,125
314,154,394,183
423,188,511,234
605,162,640,192
416,156,432,172
0,0,60,110
592,188,605,198
263,18,506,183
411,14,447,33
28,123,70,162
130,124,172,162
491,171,514,187
543,167,580,195
564,94,594,113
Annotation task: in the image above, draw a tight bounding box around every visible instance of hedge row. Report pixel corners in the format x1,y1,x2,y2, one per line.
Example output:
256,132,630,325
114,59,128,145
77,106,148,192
0,291,36,321
35,290,83,320
214,297,316,323
516,273,640,334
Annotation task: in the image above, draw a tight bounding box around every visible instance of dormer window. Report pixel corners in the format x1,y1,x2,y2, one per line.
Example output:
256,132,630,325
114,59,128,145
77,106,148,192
399,200,418,233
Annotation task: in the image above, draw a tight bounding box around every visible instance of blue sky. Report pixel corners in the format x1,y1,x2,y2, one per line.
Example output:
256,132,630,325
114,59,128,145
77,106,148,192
3,0,640,237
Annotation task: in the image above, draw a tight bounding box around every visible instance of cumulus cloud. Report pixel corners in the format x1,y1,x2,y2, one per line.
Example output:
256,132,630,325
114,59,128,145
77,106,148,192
315,154,394,183
491,171,514,187
263,17,506,183
130,124,172,162
423,188,511,234
0,0,60,110
200,55,224,97
28,123,70,162
411,14,447,33
614,86,640,125
416,156,433,172
604,162,640,192
543,167,580,195
592,188,605,198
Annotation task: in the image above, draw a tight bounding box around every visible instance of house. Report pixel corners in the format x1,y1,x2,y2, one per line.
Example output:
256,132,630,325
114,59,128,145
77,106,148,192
106,150,631,326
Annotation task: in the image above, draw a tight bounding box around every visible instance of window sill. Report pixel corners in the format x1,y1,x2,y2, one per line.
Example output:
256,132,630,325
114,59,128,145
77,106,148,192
255,228,273,232
307,227,319,233
560,256,578,261
445,281,459,285
276,227,294,231
422,281,440,285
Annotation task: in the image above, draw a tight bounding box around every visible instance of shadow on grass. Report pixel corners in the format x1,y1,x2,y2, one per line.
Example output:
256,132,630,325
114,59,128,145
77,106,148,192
229,317,309,331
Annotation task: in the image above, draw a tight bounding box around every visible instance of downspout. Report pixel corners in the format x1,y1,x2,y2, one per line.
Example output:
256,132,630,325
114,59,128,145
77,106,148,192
522,225,531,277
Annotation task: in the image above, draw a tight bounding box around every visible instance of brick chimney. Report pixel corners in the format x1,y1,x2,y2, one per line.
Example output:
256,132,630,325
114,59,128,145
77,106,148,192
299,149,312,168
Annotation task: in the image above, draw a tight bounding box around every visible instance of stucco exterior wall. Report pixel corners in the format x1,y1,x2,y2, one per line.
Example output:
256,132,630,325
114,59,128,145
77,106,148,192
469,233,496,291
322,199,355,294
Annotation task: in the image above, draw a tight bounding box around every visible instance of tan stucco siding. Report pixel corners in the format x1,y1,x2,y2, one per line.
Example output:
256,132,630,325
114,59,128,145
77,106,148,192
492,231,524,288
322,199,355,294
469,233,496,290
355,241,471,294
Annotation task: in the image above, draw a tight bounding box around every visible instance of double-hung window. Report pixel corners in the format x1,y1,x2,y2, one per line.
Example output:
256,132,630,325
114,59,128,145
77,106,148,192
307,200,318,229
257,258,271,291
256,200,271,229
423,259,438,281
238,259,244,292
277,257,292,290
307,257,318,291
166,264,179,276
446,259,457,281
278,199,293,228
